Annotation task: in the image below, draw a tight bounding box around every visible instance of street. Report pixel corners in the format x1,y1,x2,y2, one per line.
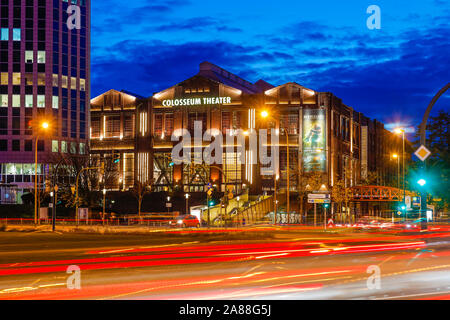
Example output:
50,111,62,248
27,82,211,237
0,226,449,300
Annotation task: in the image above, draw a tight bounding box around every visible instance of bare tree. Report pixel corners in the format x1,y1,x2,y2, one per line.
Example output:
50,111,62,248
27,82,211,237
131,179,153,217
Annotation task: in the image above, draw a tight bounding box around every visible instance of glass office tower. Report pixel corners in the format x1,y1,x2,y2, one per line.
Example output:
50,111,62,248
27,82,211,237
0,0,90,203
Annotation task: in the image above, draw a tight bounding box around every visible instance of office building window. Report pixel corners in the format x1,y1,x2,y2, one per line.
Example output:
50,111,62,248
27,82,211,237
25,140,32,152
52,74,59,87
37,51,46,63
80,79,85,91
12,73,21,85
52,96,59,109
0,73,7,85
25,51,34,63
25,95,33,107
37,95,45,108
24,73,33,85
13,29,21,41
12,140,20,151
0,140,7,151
0,94,7,107
12,95,20,107
62,75,68,88
1,28,8,41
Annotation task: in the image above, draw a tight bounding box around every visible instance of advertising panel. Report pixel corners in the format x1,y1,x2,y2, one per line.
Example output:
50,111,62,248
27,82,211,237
302,109,326,172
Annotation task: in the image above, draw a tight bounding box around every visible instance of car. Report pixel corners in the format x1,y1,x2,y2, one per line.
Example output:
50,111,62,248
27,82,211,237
168,215,200,228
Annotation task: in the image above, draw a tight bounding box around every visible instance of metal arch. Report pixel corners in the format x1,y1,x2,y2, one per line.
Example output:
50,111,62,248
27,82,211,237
419,83,449,146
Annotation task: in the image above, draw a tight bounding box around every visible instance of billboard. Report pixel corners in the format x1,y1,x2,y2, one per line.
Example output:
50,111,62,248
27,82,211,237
302,109,326,172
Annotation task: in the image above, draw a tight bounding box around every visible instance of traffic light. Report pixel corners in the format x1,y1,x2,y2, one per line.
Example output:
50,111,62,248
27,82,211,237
323,203,330,209
112,152,120,164
169,162,174,167
208,200,216,207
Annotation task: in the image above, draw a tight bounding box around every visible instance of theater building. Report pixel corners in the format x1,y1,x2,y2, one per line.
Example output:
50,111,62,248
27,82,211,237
90,62,403,202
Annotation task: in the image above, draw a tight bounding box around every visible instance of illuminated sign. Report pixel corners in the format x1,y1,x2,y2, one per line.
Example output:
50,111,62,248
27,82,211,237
162,96,231,107
303,109,326,172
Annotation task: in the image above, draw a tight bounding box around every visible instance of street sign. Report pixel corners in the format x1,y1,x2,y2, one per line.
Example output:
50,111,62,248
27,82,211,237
405,196,411,209
207,189,213,196
228,193,234,200
166,203,172,208
308,194,330,200
308,199,331,204
414,145,431,162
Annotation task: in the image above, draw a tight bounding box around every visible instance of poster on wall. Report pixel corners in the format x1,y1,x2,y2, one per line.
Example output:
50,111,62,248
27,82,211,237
302,108,326,172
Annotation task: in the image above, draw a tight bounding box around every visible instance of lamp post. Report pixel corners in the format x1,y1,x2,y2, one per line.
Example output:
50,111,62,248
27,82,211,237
102,188,106,224
394,128,406,221
185,193,189,214
34,121,50,225
392,153,400,223
261,111,290,224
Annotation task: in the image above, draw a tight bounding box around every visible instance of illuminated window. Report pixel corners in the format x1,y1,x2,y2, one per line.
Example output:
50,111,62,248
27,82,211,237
61,141,67,153
24,74,33,85
90,117,100,138
62,76,68,88
0,94,8,107
25,51,34,63
12,29,21,41
25,95,33,108
52,141,59,153
105,116,120,138
154,113,163,136
37,51,46,63
79,143,85,155
37,95,45,108
80,79,85,91
12,73,21,85
223,152,242,183
37,74,46,86
52,96,59,109
1,28,8,41
165,113,174,137
52,74,59,87
124,114,135,138
12,95,21,107
0,73,7,85
70,142,77,154
71,77,77,89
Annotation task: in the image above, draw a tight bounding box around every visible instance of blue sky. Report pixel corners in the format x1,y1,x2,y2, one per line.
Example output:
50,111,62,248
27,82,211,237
91,0,449,133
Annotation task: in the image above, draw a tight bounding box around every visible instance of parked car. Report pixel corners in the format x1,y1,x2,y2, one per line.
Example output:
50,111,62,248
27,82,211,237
168,215,200,228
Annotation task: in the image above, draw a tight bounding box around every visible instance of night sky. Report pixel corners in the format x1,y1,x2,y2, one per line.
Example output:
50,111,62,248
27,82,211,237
91,0,449,133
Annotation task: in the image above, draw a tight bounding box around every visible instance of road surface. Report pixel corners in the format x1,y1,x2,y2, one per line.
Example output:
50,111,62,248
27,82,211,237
0,226,449,300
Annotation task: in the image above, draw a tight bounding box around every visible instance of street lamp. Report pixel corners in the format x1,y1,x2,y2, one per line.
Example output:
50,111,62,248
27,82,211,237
35,121,50,225
185,193,190,214
261,110,291,223
394,128,406,221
